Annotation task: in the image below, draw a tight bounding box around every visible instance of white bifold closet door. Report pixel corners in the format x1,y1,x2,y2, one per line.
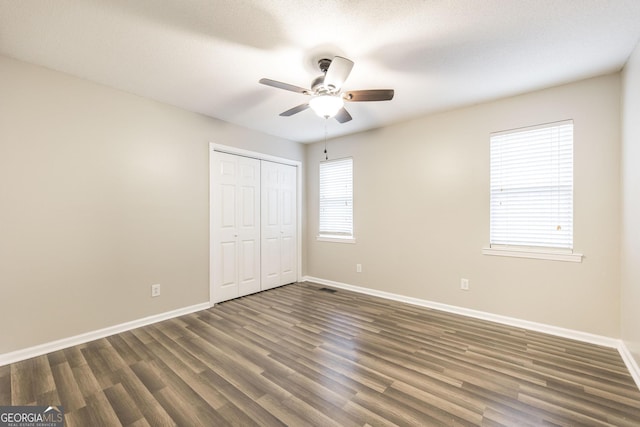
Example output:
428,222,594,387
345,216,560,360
211,151,297,304
211,152,261,303
261,160,297,290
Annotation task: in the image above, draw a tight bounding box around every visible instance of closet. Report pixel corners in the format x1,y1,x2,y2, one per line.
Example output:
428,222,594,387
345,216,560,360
210,149,298,304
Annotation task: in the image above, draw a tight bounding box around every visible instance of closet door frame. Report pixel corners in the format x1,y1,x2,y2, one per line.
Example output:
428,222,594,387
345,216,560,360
209,143,302,307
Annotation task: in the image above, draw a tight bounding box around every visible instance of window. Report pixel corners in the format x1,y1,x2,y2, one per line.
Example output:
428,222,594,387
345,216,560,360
485,120,581,262
318,157,354,242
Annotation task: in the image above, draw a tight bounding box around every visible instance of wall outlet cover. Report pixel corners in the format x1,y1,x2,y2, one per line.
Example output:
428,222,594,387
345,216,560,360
151,284,161,297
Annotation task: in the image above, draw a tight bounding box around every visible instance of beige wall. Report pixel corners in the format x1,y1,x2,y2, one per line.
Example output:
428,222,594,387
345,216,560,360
0,55,304,354
306,74,621,337
621,41,640,365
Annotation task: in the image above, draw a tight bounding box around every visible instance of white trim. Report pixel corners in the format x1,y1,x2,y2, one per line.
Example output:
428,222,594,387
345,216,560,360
302,276,617,348
210,143,300,167
491,119,574,138
209,143,303,306
618,341,640,391
482,246,583,263
0,302,209,367
316,235,356,244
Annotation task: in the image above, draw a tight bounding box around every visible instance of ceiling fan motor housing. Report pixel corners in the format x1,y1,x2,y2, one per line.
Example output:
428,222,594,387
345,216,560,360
312,58,337,93
318,58,332,73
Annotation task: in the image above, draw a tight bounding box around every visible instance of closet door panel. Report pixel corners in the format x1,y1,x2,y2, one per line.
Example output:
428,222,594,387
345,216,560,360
263,236,280,289
238,238,260,296
220,241,237,286
280,163,297,285
261,161,297,290
212,152,260,302
236,158,261,297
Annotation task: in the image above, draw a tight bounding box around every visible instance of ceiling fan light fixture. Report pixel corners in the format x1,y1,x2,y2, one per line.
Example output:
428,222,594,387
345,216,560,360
309,94,344,118
259,55,393,124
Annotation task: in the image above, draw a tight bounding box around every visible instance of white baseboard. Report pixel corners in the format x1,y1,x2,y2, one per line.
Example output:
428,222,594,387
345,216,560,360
0,302,210,367
618,340,640,391
304,276,640,390
304,275,618,348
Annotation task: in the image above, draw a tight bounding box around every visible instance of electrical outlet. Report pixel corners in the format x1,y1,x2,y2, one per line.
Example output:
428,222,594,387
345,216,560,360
151,284,161,297
460,278,469,291
356,264,362,273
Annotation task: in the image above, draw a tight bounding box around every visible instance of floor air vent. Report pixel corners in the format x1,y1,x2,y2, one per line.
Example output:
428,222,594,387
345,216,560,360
318,287,337,293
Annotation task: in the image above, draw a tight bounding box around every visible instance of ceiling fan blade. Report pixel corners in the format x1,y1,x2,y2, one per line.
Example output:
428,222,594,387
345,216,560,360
334,107,352,123
343,89,395,102
280,103,309,117
324,56,354,91
259,78,310,94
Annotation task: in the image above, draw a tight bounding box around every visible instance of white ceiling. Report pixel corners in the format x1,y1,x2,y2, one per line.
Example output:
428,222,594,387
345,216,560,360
1,1,640,143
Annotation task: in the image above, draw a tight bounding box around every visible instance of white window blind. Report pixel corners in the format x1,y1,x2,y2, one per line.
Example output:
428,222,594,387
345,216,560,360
319,157,353,238
490,120,574,250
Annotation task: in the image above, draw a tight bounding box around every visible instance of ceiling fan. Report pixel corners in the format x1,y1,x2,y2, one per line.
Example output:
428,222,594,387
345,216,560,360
259,56,394,123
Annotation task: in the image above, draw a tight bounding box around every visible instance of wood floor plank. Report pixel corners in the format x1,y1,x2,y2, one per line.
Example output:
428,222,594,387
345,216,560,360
266,348,360,398
180,334,287,402
519,381,640,426
261,370,361,427
276,393,345,427
351,388,444,425
47,349,68,367
340,400,400,427
10,356,53,404
152,386,227,427
83,391,124,426
142,325,208,375
62,346,87,369
111,367,176,426
517,392,616,426
103,382,145,426
383,383,481,426
0,366,11,405
70,363,102,399
216,402,261,426
2,282,640,426
80,342,119,390
197,368,287,426
255,393,315,427
481,405,542,427
50,362,86,411
120,330,156,362
106,334,144,366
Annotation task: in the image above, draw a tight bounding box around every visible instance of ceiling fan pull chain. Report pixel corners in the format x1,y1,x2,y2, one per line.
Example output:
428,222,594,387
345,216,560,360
324,118,329,160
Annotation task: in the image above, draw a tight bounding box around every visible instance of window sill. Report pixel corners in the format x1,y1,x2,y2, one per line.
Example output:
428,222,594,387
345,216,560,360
482,246,583,263
317,235,356,244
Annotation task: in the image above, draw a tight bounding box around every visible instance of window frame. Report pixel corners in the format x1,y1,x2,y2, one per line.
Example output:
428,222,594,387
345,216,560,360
317,157,355,244
483,120,582,262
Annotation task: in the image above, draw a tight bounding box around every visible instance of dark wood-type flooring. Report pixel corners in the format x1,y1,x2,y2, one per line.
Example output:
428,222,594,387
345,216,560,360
1,282,640,426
